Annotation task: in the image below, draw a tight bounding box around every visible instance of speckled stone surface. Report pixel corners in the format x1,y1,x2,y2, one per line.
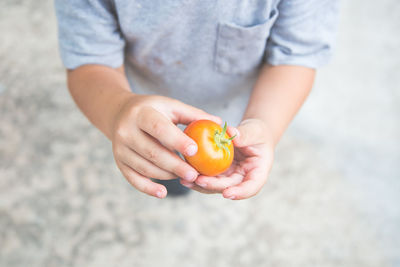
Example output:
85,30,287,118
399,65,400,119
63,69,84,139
0,1,399,267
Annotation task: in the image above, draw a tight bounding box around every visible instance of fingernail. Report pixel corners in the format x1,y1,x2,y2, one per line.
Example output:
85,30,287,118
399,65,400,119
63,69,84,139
226,195,235,200
156,191,164,198
198,183,207,187
185,144,197,156
184,170,197,182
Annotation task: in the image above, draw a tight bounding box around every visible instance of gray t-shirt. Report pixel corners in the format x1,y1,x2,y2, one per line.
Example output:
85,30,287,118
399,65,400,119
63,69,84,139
55,0,339,125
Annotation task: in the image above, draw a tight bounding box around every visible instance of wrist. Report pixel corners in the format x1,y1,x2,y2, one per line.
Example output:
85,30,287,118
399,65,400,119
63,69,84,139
106,91,137,140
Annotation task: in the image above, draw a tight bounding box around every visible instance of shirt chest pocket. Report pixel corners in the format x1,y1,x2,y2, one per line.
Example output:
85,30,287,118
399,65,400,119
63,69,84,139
214,10,278,75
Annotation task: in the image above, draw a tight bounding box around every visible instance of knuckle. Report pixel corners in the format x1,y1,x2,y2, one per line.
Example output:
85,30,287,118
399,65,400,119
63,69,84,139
156,169,175,180
170,162,185,177
150,120,164,137
114,124,129,142
135,164,151,178
145,147,159,162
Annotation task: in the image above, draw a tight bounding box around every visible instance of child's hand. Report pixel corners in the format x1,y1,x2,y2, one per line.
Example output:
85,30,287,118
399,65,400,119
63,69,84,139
181,119,274,200
111,94,221,198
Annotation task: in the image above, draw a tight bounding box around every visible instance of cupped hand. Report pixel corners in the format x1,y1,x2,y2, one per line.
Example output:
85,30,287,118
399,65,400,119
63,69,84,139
111,94,221,198
181,118,274,200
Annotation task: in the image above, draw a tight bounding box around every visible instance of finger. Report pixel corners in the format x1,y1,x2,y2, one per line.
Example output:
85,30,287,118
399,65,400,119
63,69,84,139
117,146,177,180
222,170,268,200
228,119,268,148
129,129,199,182
180,179,217,194
195,173,244,192
137,107,199,157
172,101,222,125
118,161,167,198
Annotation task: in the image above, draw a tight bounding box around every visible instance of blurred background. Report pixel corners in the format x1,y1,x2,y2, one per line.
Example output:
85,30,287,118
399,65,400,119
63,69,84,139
0,0,399,266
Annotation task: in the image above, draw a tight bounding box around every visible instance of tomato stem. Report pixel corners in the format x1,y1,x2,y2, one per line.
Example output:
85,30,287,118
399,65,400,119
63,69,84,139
213,122,236,157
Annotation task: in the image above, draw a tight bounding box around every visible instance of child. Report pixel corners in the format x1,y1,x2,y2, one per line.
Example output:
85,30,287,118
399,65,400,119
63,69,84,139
54,0,339,199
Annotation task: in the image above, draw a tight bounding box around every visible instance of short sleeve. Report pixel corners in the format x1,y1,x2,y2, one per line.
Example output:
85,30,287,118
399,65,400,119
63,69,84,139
265,0,340,69
54,0,125,69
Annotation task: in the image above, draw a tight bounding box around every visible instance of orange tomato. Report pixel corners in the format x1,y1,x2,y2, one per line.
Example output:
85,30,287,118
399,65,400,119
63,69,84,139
183,120,235,176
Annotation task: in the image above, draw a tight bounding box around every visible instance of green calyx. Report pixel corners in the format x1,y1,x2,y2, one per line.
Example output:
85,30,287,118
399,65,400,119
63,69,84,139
213,122,236,157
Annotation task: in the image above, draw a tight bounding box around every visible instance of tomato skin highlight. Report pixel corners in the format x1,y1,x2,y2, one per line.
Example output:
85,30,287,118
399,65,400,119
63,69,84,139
183,120,234,176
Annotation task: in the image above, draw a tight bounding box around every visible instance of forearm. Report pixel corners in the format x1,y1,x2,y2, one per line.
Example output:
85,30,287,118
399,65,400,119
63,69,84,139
243,64,315,146
67,64,133,139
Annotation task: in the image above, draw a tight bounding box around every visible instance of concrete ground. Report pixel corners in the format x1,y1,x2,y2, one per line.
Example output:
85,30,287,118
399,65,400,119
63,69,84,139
0,0,399,266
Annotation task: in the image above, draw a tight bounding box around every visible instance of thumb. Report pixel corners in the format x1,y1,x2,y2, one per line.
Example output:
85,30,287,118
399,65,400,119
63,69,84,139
228,119,268,147
172,101,222,125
